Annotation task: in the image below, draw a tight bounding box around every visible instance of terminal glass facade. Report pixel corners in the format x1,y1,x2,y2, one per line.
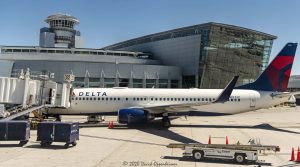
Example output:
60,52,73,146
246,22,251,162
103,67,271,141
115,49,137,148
199,25,274,88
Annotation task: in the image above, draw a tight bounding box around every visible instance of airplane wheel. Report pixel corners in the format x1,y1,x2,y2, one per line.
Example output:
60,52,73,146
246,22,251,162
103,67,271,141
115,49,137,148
162,117,171,128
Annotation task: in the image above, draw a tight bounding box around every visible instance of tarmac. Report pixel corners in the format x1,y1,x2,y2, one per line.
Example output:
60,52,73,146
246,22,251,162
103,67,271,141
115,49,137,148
0,106,300,167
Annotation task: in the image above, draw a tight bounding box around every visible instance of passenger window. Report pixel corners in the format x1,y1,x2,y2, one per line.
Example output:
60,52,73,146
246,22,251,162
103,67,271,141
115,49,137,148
144,98,146,101
234,99,237,101
133,98,136,101
160,98,162,101
102,97,104,100
197,98,200,101
79,97,81,100
167,98,170,101
209,98,211,101
182,98,185,101
186,98,188,101
171,98,173,101
238,99,240,101
163,98,166,101
193,98,196,101
106,97,108,101
126,98,128,101
83,97,85,100
155,98,158,101
75,97,78,100
202,98,204,101
118,98,120,100
205,98,208,101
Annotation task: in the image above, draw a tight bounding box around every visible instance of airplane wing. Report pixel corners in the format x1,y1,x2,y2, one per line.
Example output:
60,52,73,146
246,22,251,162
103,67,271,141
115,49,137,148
145,76,239,113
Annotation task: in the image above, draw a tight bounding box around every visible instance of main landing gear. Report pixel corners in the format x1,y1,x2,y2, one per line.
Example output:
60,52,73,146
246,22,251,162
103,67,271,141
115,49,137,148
162,116,171,128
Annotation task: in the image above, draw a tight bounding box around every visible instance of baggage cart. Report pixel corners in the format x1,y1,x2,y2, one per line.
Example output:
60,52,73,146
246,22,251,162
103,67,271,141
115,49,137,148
37,122,79,148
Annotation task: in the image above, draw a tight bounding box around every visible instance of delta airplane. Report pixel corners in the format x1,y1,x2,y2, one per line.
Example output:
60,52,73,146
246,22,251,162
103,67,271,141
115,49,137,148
47,43,298,127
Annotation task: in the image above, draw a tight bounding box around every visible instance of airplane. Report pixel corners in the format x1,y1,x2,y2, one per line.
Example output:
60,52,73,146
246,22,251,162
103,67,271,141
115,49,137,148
47,43,298,127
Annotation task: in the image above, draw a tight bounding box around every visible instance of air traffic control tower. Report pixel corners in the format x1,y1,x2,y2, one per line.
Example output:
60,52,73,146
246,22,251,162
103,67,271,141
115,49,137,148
39,13,83,48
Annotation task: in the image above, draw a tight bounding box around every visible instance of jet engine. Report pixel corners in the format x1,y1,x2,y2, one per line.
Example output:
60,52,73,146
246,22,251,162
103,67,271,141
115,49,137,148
118,108,150,124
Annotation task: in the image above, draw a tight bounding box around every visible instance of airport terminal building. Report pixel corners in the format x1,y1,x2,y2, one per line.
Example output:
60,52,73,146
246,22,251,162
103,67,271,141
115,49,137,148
104,22,277,88
0,14,182,88
0,14,282,89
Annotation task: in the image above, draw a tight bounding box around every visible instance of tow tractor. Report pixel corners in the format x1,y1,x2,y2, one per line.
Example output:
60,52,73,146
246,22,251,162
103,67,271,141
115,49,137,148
167,143,280,164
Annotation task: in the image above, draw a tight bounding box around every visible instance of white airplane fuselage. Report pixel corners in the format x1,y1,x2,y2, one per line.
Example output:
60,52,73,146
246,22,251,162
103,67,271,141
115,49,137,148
48,87,288,115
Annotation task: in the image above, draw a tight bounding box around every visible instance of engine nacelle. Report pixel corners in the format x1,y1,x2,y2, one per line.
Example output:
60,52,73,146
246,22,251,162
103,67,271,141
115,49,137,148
118,108,149,124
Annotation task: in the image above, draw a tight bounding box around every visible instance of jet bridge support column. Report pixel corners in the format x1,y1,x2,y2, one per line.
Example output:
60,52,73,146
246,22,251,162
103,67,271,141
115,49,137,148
22,69,30,108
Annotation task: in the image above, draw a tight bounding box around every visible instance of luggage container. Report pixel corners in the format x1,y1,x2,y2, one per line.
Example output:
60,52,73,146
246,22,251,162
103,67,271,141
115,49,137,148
37,122,79,148
0,121,30,146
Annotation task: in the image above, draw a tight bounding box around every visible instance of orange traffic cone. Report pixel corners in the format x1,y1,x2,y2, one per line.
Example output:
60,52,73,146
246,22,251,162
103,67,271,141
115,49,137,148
108,121,112,129
208,135,211,144
296,147,300,162
290,147,295,161
110,121,114,129
226,136,229,145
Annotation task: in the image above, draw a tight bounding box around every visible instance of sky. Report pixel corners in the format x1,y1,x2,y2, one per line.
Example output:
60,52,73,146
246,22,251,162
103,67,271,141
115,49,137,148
0,0,299,75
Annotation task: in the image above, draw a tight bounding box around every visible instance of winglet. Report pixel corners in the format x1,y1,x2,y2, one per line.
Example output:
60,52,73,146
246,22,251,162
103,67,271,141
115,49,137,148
215,76,239,103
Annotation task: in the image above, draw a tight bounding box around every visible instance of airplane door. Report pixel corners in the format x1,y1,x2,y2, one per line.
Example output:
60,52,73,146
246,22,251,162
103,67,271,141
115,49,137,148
249,93,256,108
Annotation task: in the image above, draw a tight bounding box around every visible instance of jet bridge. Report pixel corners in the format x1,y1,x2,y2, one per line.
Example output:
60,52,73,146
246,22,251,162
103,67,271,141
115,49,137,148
0,69,72,120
